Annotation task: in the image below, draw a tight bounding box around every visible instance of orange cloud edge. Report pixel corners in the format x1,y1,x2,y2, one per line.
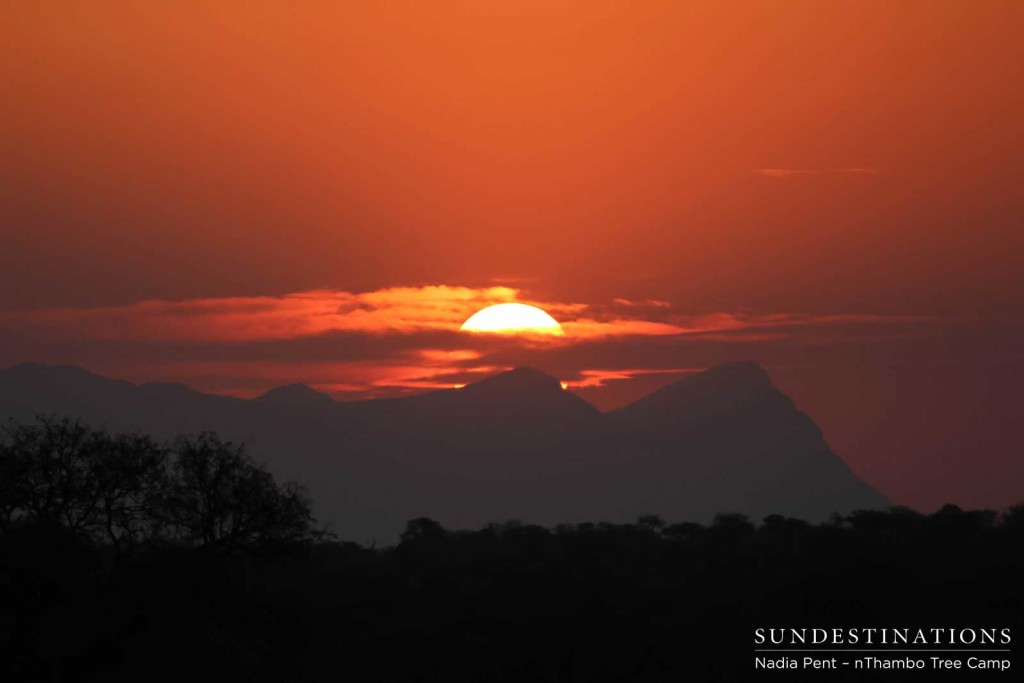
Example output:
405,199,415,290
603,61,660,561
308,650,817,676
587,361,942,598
0,284,949,404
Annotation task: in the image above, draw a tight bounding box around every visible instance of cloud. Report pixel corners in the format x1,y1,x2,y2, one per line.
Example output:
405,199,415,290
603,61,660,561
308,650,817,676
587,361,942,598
562,319,688,338
756,168,816,178
0,284,953,405
611,298,672,308
0,286,720,343
755,167,881,178
0,286,520,342
566,368,703,389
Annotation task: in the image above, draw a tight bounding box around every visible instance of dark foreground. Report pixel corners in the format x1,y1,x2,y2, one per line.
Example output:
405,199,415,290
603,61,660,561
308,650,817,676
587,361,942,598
3,507,1023,682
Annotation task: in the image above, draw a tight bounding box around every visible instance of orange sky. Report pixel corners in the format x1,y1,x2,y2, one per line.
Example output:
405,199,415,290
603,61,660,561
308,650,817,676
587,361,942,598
1,1,1022,511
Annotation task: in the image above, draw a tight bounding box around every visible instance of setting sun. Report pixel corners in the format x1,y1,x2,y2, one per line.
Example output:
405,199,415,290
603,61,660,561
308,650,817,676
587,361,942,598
460,303,564,336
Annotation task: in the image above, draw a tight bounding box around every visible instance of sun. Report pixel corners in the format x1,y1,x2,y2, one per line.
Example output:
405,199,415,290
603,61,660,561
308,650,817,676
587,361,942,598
460,303,564,336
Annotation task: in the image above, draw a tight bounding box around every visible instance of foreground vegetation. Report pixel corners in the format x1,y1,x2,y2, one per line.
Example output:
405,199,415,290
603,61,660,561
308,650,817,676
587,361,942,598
2,418,1022,682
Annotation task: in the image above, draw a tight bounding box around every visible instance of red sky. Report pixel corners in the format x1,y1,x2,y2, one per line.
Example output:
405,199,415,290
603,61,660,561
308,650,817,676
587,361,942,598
1,1,1022,512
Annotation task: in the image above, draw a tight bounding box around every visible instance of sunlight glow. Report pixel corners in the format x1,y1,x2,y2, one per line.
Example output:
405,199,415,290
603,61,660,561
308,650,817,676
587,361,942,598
460,303,565,336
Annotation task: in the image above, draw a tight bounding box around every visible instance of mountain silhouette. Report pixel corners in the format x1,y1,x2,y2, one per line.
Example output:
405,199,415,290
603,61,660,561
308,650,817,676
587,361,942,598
255,382,336,408
0,362,888,542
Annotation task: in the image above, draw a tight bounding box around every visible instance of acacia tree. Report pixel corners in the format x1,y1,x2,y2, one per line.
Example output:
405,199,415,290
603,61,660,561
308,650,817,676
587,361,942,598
0,418,321,554
0,417,106,531
0,418,168,552
167,432,316,548
91,431,168,556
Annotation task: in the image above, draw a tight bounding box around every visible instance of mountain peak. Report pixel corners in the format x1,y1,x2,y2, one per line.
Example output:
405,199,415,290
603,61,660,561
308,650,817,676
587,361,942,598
464,366,564,394
2,362,136,392
612,360,774,421
255,383,334,406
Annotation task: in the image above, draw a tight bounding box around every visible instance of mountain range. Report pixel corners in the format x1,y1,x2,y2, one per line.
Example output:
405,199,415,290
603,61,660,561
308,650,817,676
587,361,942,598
0,361,889,542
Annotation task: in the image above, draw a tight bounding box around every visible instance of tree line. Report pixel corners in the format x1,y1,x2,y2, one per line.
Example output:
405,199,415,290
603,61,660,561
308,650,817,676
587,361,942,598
2,416,1022,681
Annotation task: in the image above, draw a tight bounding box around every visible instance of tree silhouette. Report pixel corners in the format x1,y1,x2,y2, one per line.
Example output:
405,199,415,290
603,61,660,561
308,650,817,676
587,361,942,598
91,431,166,557
0,418,318,554
635,514,666,532
0,417,106,532
400,516,447,544
167,432,316,549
